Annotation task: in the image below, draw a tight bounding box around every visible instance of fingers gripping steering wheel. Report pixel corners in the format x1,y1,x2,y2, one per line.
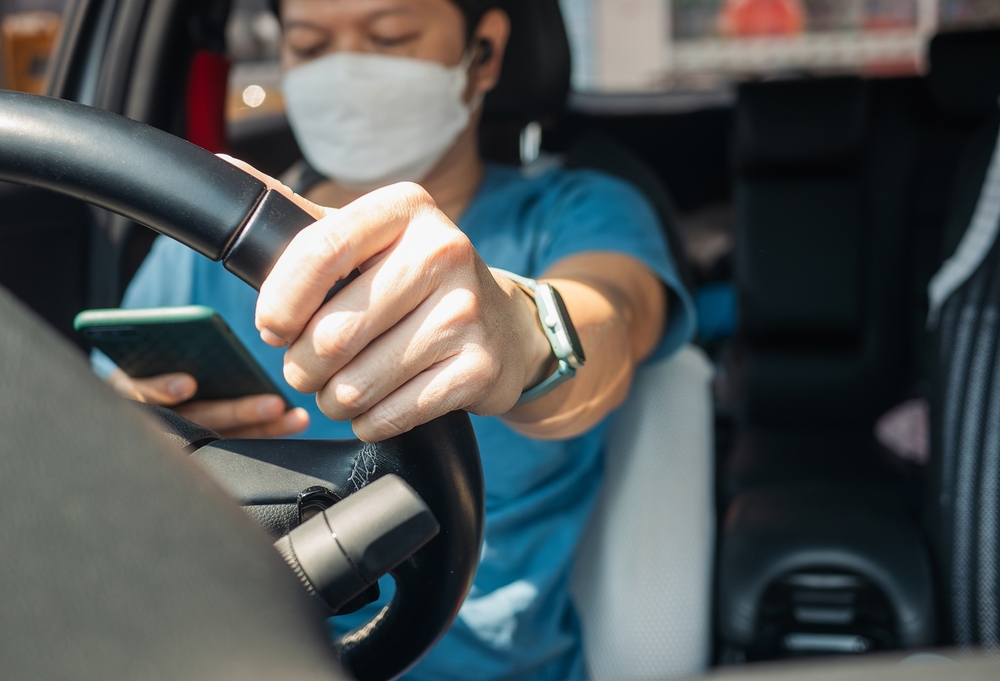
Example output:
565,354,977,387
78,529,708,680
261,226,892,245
0,91,485,681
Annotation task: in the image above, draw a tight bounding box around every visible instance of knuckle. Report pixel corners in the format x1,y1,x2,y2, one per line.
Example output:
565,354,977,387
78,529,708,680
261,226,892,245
268,218,350,303
332,377,369,413
315,373,372,421
283,360,316,394
315,386,347,421
444,287,480,325
363,404,411,440
314,221,351,272
469,352,502,390
255,302,294,338
396,181,433,208
436,230,474,264
312,316,361,363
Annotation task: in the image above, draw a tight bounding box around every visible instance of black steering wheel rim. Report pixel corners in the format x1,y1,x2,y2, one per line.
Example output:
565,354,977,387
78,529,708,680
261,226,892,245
188,416,483,681
0,90,485,681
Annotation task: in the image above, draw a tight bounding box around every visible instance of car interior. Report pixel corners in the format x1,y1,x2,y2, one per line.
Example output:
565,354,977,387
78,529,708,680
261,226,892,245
3,0,1000,679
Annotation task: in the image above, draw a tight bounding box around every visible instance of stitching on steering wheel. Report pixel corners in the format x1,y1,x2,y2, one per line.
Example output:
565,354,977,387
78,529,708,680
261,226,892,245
349,443,379,491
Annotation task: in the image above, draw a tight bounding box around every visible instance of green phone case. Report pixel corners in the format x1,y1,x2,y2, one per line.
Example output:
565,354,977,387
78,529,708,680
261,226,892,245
74,305,288,405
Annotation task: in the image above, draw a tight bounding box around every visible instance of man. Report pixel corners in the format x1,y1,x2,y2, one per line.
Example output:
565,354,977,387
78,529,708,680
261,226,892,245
95,0,695,678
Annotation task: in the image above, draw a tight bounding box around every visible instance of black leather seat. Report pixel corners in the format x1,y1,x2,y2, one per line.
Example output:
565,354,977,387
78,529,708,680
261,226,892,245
718,483,936,660
717,71,940,661
725,75,924,498
923,27,1000,648
718,27,1000,661
0,286,345,680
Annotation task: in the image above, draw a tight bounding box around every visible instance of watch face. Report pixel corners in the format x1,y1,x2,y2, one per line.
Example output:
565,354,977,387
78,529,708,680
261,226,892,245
549,287,586,365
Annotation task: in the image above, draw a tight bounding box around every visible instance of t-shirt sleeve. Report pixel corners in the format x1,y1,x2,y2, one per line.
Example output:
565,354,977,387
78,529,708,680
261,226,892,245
90,236,197,379
536,170,697,361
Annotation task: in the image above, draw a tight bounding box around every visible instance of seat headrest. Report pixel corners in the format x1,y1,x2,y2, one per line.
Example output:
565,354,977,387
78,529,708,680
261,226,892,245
929,28,1000,120
483,0,571,122
735,77,868,172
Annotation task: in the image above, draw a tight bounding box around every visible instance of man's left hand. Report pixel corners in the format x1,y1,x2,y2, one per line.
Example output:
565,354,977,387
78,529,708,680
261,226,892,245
222,156,666,444
240,172,550,442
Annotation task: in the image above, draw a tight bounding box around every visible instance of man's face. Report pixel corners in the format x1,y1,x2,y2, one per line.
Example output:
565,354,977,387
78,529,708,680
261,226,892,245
280,0,467,71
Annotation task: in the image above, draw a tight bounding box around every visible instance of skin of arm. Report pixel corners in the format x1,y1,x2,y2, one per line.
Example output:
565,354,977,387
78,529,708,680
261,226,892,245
499,253,666,440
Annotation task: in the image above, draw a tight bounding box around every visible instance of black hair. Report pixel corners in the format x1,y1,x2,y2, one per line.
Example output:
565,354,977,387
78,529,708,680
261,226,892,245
267,0,501,41
450,0,501,39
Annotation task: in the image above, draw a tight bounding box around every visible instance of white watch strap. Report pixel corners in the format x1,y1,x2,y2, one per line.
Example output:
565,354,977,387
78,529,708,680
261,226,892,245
491,268,578,405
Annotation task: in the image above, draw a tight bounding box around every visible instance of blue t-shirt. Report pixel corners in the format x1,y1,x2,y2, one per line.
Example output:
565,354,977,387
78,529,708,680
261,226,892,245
95,163,695,680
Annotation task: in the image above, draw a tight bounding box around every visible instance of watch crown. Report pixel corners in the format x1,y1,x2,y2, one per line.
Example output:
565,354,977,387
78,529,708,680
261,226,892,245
544,314,558,329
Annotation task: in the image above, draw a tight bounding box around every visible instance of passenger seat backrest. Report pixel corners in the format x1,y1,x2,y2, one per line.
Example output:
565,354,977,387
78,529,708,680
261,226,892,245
929,138,1000,646
924,26,1000,649
573,346,715,680
735,78,868,345
733,76,918,428
927,28,1000,260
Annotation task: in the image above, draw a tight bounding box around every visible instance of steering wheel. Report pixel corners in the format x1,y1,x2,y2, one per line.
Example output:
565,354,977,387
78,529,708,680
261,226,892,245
0,90,484,681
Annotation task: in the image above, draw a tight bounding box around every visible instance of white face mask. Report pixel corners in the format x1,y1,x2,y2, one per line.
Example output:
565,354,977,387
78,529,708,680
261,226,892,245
282,51,477,190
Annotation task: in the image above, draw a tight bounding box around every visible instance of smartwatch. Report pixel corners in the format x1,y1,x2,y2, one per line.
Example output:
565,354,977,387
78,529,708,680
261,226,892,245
492,269,586,405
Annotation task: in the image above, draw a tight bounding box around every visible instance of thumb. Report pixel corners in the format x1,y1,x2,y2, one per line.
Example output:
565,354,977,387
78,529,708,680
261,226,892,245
108,370,197,406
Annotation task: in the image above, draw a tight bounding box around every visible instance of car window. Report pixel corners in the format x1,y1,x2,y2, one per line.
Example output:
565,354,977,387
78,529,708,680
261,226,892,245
0,0,66,94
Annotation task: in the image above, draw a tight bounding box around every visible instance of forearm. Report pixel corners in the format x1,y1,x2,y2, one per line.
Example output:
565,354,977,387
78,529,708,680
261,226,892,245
499,255,667,440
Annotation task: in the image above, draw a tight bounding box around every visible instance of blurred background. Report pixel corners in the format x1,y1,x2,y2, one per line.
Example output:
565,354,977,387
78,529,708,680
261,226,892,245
5,0,1000,116
1,0,64,94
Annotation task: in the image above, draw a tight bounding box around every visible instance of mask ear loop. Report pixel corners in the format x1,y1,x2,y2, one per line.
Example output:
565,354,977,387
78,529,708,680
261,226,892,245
459,44,487,113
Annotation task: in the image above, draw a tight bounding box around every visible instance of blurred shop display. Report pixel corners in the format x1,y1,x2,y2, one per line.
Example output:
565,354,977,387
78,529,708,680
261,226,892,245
220,0,1000,120
0,0,65,94
561,0,1000,95
718,0,806,37
941,0,1000,29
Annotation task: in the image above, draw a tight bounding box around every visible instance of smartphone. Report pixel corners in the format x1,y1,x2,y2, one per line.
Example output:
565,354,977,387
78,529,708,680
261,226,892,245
74,305,288,405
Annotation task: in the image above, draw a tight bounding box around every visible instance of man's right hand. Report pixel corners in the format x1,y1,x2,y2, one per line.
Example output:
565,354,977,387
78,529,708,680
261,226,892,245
107,369,309,439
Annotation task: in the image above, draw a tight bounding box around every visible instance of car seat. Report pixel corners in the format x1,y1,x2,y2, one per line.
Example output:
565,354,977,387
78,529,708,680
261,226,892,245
716,69,939,660
482,2,714,677
724,75,922,497
0,285,345,680
573,346,715,678
923,27,1000,648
